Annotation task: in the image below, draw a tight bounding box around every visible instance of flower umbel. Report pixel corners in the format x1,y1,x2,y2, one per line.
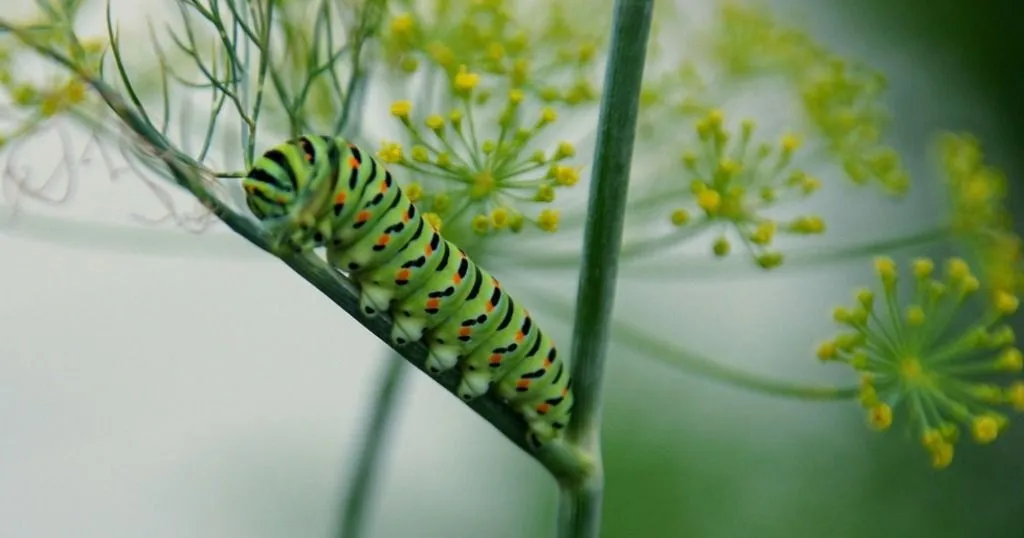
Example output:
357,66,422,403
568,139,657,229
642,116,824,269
380,0,604,106
708,1,909,195
0,29,103,150
666,109,825,268
819,256,1022,468
938,133,1024,304
381,81,583,239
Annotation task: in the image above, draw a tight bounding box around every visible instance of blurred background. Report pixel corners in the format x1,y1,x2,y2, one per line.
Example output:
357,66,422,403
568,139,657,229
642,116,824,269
1,0,1022,537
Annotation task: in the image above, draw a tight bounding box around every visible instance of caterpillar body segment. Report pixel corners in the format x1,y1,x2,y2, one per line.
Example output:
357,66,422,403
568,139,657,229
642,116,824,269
425,267,510,374
242,135,574,446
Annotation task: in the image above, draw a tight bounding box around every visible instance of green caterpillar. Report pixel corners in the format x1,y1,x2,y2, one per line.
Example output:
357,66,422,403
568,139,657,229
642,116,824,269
241,135,573,446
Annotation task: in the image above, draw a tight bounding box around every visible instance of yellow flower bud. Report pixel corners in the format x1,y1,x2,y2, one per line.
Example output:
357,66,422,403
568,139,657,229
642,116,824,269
866,403,892,430
491,207,510,229
971,415,1002,444
874,257,897,287
994,291,1019,315
389,13,414,36
390,100,412,119
453,65,480,95
471,214,490,235
996,348,1023,372
697,190,722,213
555,141,575,159
816,340,837,361
905,305,925,327
405,183,423,203
534,184,555,203
712,236,730,257
508,89,525,105
537,209,559,232
912,258,934,279
423,212,443,232
670,209,690,226
426,114,445,132
553,165,579,186
539,107,557,124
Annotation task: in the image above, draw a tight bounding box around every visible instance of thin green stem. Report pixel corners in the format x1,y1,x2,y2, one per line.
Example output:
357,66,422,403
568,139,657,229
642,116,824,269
559,0,653,536
486,225,953,277
244,0,273,166
334,0,387,137
520,286,860,401
336,353,408,538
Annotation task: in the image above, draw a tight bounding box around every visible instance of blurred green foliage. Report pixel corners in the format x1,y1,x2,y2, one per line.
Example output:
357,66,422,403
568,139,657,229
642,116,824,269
588,2,1024,536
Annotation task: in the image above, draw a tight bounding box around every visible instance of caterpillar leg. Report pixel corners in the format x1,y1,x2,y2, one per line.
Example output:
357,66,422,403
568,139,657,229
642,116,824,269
525,418,557,444
424,343,460,374
391,313,426,346
263,213,331,255
525,428,558,450
456,371,492,401
357,281,394,317
264,152,340,255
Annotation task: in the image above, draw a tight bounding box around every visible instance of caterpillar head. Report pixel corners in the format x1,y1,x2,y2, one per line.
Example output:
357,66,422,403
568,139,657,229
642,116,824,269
243,135,343,253
241,135,338,221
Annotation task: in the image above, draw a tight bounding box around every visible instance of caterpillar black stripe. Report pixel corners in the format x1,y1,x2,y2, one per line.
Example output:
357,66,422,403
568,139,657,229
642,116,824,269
242,135,574,446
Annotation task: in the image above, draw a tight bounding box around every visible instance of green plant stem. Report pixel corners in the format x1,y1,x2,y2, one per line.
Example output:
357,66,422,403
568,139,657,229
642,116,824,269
520,287,859,400
336,353,407,538
0,18,590,484
559,0,654,536
486,225,953,276
334,0,388,136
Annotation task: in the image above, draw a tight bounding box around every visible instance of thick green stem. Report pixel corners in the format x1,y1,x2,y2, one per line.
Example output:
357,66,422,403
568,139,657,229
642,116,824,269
336,353,407,538
560,0,654,535
557,481,605,538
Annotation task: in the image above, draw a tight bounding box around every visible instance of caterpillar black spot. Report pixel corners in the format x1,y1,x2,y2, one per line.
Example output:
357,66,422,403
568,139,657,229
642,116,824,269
242,135,574,446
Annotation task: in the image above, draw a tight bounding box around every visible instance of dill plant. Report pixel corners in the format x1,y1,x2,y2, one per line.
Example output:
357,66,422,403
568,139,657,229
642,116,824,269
0,0,1022,536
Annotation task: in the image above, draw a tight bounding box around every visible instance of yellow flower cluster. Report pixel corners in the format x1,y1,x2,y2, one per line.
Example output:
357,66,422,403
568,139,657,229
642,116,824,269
938,133,1024,308
708,1,909,195
712,1,822,76
800,59,908,195
666,110,826,268
817,256,1022,469
380,0,604,106
378,83,583,238
940,132,1010,234
635,61,712,139
0,33,103,150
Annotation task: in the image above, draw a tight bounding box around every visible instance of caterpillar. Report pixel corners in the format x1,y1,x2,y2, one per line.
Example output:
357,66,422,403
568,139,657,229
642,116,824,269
241,135,574,447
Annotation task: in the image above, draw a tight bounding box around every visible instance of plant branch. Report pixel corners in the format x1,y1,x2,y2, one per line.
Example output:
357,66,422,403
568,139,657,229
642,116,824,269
485,225,953,277
334,0,388,137
519,286,859,400
560,0,654,536
0,16,590,484
336,352,408,538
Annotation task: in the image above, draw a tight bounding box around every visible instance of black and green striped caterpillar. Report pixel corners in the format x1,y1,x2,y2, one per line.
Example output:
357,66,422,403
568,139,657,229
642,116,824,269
241,135,574,446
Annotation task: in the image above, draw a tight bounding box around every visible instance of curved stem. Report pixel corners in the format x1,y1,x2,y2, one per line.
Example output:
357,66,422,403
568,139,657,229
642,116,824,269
559,0,654,536
334,0,387,137
487,225,952,276
336,352,408,538
520,286,859,400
